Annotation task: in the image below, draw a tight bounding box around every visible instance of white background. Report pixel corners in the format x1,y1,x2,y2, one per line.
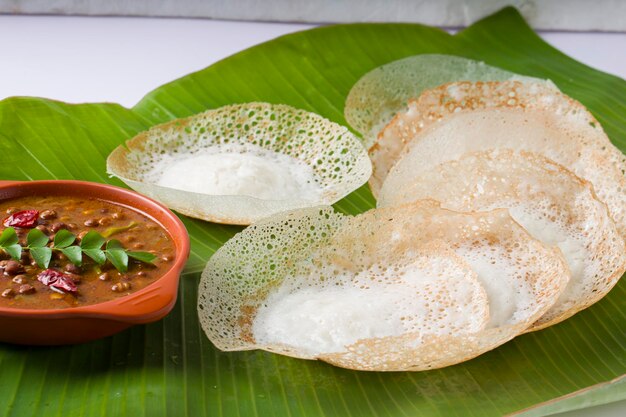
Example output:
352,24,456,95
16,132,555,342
0,14,625,416
1,15,625,107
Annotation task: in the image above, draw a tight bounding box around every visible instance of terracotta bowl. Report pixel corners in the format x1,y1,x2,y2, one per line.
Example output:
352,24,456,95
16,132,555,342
0,180,190,345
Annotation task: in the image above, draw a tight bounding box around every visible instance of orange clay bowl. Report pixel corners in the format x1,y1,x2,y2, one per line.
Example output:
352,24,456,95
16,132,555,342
0,180,190,345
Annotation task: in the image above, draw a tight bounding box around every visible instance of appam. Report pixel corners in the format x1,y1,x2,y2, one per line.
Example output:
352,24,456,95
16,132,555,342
198,201,568,371
369,79,555,195
344,54,546,147
107,103,371,225
377,81,626,237
379,150,626,330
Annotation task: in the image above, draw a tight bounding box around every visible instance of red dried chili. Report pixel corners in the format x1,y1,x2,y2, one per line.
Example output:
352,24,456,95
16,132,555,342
37,269,78,294
3,210,39,228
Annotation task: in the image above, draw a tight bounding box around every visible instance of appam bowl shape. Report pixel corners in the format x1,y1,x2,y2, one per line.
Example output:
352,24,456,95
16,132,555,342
377,80,626,237
107,103,371,225
198,201,568,371
379,149,626,330
344,54,548,147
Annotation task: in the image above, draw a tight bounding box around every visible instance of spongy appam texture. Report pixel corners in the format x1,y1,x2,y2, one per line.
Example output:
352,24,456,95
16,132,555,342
377,81,626,238
252,243,489,359
107,102,371,225
321,202,568,371
198,201,569,371
198,204,488,362
379,150,626,331
343,54,542,147
369,79,555,195
197,206,347,353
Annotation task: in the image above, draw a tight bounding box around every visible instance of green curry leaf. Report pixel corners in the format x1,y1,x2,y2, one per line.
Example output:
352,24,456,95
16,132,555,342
82,248,106,265
30,246,52,269
102,221,138,238
80,231,106,250
105,248,128,273
3,243,22,261
54,229,76,249
61,246,83,266
0,227,18,246
27,228,49,248
1,226,154,272
127,251,157,264
106,239,124,250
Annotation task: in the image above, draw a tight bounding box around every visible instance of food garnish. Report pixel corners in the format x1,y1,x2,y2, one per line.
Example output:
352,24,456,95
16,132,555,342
37,269,78,294
3,210,39,228
0,227,156,273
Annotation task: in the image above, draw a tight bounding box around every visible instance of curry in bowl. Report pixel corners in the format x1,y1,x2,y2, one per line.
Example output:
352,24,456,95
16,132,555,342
0,195,175,309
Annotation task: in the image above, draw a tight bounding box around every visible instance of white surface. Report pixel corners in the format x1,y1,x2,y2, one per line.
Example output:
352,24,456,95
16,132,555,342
0,14,624,416
153,145,322,200
0,15,625,108
3,0,626,31
0,15,314,107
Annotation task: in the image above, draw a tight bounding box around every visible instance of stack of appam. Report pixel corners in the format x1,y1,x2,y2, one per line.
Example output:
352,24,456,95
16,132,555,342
198,55,626,371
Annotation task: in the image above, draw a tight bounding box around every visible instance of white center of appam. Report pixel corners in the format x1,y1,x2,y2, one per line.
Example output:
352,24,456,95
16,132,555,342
150,144,322,200
454,243,535,328
252,257,486,356
508,205,587,304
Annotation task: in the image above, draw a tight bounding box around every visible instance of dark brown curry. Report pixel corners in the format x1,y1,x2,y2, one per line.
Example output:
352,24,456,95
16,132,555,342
0,195,175,309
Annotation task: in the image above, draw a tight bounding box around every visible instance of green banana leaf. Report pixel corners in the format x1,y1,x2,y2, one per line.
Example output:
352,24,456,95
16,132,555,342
1,7,625,417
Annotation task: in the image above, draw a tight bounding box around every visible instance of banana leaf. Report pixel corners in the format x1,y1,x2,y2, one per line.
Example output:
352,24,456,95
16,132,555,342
1,7,625,417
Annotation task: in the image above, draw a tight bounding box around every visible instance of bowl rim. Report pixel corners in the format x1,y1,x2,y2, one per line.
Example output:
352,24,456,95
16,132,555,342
0,179,190,321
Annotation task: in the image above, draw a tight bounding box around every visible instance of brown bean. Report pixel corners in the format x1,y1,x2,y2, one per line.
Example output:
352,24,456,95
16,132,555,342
98,217,112,227
111,282,131,292
5,260,25,275
6,207,18,215
1,288,15,298
64,263,82,274
111,212,124,220
136,271,148,277
50,222,67,233
99,208,109,214
12,275,27,284
132,243,144,250
161,255,173,262
18,284,35,294
67,223,77,230
20,252,31,263
39,209,57,220
35,224,50,235
84,219,98,227
98,272,110,281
